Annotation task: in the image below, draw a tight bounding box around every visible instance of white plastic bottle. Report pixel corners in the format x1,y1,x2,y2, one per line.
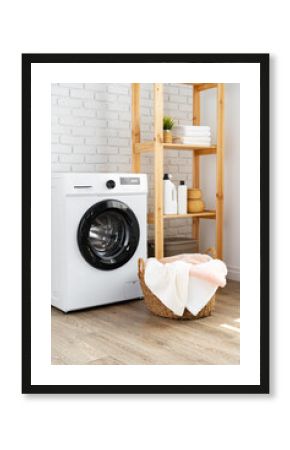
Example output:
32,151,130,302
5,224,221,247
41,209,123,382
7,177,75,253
163,174,177,214
178,180,187,214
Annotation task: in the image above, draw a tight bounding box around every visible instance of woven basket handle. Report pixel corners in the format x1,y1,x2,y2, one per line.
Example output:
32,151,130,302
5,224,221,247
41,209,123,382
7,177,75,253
205,247,217,259
138,258,145,276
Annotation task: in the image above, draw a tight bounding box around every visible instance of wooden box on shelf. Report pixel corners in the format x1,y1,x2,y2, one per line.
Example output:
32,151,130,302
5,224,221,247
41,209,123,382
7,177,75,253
148,237,198,258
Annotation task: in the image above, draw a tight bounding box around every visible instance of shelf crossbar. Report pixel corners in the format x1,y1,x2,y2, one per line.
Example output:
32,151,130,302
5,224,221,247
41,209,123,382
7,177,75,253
135,142,216,155
147,210,216,224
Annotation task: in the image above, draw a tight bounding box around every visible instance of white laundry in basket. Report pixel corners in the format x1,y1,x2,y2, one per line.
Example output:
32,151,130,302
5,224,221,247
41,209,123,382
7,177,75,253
144,254,227,316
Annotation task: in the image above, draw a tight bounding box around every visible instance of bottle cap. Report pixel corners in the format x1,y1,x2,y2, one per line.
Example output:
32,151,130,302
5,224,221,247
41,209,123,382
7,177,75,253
180,180,185,185
163,174,170,180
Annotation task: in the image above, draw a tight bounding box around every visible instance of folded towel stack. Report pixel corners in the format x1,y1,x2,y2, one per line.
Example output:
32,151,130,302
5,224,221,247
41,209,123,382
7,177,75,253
173,125,211,147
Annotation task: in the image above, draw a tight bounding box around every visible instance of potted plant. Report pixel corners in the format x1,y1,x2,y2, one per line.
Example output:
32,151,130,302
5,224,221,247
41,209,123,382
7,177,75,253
163,116,175,143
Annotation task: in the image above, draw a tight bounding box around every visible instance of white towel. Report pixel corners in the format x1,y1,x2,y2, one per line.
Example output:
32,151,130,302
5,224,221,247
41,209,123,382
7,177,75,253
187,278,217,315
173,125,210,136
175,131,211,137
144,256,227,316
173,136,212,146
172,126,211,137
144,259,190,316
177,136,211,143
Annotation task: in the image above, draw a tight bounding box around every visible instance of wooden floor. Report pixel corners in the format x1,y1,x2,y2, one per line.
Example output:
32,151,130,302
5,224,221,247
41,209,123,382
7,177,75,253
51,280,240,365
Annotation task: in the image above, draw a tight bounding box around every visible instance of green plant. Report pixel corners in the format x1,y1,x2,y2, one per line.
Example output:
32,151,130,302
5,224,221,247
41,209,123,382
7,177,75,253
163,115,175,131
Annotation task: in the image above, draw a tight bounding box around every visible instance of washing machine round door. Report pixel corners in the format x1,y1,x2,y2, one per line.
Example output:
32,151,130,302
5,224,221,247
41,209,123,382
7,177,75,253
77,199,140,270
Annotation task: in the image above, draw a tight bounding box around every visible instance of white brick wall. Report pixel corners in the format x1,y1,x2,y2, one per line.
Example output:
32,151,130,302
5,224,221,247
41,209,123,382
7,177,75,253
51,83,194,238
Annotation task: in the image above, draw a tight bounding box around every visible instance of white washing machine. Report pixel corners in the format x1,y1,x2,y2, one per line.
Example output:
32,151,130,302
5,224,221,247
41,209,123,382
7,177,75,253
51,173,147,312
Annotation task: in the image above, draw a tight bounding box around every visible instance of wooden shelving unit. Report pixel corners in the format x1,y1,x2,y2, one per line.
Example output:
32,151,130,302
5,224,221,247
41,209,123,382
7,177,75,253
131,83,224,259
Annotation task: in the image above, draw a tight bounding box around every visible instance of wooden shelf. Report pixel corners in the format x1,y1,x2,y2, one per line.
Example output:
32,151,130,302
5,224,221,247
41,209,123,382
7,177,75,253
179,83,218,91
135,141,216,155
164,143,216,155
147,210,216,224
131,83,224,259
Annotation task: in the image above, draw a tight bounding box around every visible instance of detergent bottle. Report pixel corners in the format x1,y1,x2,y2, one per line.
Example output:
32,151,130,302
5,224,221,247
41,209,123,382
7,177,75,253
163,174,177,214
177,180,187,214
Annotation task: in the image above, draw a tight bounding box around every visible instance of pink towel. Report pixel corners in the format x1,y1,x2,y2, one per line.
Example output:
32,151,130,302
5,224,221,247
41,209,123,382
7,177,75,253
159,253,227,288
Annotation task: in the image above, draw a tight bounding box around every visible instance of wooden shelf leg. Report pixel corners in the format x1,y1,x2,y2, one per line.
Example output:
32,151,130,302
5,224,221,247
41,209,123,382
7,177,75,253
131,83,141,173
192,85,201,251
216,83,224,260
153,83,164,259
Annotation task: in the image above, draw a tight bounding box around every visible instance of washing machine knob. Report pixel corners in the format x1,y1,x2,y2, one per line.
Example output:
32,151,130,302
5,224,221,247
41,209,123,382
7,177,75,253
106,179,116,189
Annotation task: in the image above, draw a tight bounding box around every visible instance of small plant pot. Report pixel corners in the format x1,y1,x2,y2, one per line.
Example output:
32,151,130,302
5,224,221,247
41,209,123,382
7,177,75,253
163,130,173,143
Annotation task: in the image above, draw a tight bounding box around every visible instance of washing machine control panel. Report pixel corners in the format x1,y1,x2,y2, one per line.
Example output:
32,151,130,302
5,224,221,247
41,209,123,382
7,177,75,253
106,179,116,189
120,176,140,185
58,173,147,196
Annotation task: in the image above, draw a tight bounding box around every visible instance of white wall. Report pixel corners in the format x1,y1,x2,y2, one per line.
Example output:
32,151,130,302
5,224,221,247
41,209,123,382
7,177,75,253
51,83,240,279
199,84,240,280
51,83,194,239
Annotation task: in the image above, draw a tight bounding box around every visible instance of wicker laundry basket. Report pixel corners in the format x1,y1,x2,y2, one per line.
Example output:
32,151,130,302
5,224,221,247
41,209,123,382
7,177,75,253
138,248,217,320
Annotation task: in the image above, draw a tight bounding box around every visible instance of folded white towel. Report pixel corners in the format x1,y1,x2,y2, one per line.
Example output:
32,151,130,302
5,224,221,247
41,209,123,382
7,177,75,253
174,125,210,133
176,132,211,137
176,136,211,143
173,136,212,146
144,255,227,316
173,126,211,138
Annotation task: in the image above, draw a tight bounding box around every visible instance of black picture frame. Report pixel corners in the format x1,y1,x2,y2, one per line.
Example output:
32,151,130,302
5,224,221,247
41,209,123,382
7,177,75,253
22,53,269,394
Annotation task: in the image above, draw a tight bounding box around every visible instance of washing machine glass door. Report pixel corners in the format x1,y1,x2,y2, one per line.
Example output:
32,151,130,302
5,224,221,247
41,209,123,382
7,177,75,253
77,199,140,270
